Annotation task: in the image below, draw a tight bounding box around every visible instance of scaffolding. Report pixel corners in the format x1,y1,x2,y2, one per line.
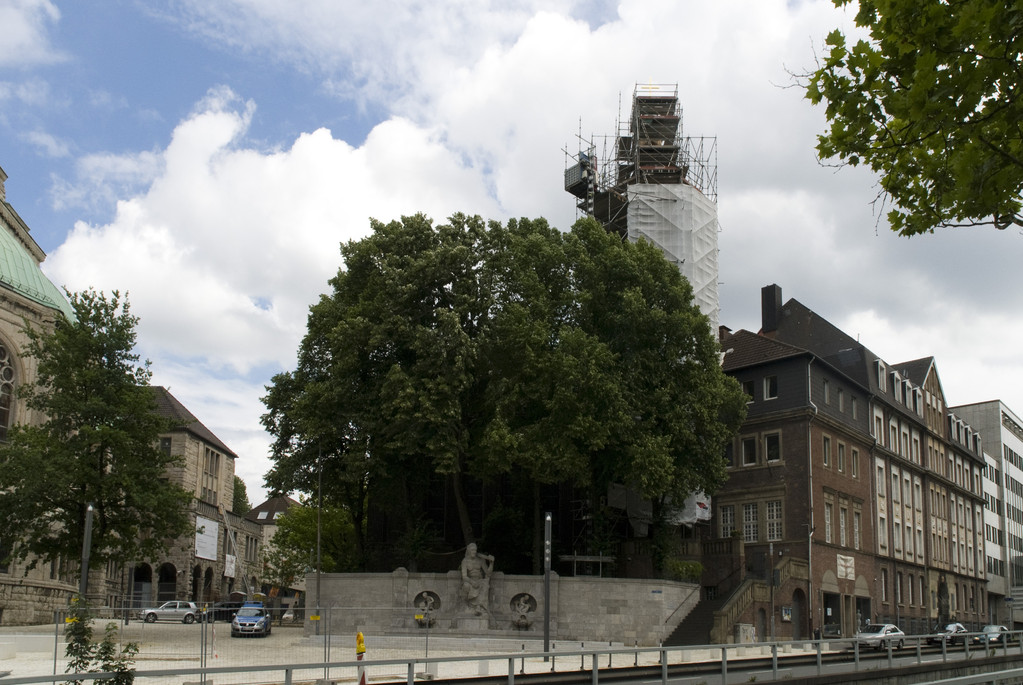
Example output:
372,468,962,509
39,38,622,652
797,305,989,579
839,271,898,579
563,82,720,331
564,83,717,237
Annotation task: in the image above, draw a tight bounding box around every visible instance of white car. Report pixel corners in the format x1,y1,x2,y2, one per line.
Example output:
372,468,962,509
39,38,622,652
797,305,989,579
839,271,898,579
853,623,905,650
138,600,201,624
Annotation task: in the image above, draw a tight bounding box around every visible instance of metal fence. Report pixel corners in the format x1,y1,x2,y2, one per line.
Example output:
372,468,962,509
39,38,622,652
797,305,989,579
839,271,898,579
5,613,1023,685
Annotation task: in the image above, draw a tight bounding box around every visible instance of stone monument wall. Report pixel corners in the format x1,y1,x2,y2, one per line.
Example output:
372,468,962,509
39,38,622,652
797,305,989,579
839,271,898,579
309,570,699,646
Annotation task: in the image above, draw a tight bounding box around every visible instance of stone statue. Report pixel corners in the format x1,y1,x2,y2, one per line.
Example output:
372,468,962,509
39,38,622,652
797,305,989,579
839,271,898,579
459,543,494,616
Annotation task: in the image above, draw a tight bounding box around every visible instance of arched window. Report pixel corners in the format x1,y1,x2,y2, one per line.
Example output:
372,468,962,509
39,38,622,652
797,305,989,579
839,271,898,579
0,341,15,441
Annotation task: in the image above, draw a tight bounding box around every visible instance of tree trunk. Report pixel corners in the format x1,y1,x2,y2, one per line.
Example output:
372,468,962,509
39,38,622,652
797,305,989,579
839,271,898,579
450,469,475,546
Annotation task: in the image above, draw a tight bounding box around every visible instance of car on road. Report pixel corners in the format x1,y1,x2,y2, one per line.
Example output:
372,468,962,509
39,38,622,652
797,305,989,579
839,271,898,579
853,623,905,650
231,605,271,637
138,601,201,624
928,622,968,645
972,624,1013,645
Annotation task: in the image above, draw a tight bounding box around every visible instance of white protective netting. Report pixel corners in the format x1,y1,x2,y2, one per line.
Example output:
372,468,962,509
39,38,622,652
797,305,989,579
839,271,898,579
626,184,720,332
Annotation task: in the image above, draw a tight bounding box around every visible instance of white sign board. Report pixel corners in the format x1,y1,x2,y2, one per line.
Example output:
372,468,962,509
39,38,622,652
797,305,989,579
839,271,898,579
195,516,219,561
224,554,236,578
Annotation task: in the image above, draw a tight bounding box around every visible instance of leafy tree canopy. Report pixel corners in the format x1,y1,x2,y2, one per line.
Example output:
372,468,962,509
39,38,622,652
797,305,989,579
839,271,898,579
0,289,192,568
262,214,746,563
262,503,359,581
805,0,1023,235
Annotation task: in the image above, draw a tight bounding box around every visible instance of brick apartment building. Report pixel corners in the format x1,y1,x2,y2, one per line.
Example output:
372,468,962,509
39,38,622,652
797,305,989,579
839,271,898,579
686,285,986,644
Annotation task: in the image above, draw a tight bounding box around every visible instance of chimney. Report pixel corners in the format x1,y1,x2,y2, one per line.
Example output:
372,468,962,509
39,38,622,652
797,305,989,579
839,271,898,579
761,284,782,334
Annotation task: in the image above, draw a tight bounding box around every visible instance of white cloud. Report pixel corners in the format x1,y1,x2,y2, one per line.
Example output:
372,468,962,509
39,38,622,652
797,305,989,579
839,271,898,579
0,79,54,106
22,129,69,158
0,0,65,67
42,87,504,497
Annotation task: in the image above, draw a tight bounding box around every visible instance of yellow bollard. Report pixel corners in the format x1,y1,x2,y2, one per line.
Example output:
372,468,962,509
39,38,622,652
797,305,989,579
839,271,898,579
356,632,367,685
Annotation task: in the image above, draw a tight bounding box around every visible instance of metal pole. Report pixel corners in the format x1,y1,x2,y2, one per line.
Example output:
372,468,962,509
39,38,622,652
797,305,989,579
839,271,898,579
316,450,322,636
544,512,552,661
769,542,775,642
79,503,94,598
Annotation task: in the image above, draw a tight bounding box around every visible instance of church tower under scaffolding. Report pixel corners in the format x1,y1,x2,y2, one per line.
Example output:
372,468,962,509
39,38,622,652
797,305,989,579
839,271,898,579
565,83,719,331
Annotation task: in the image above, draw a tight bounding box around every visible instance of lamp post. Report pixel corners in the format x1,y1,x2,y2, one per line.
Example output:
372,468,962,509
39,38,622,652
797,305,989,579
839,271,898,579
79,503,94,598
315,450,322,636
544,512,551,661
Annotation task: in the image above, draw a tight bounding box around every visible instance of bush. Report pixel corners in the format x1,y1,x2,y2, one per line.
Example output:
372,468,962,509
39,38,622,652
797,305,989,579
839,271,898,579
64,597,138,685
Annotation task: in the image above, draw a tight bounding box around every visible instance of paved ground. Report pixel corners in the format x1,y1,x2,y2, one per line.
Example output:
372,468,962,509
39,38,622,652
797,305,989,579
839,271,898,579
0,620,669,684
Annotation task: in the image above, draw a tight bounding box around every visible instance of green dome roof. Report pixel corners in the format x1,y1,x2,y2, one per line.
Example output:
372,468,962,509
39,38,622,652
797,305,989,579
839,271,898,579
0,209,74,321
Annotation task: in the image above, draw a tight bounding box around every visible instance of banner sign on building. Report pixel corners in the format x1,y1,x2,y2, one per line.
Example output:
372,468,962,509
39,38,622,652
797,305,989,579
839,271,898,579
224,554,236,578
195,516,219,561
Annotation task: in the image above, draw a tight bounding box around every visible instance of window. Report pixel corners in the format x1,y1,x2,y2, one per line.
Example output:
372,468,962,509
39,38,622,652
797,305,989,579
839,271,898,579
201,447,221,505
851,449,859,478
879,515,888,549
823,436,831,467
742,380,754,400
825,502,833,543
840,507,848,546
838,443,845,472
743,503,759,543
852,397,858,420
0,342,15,442
823,379,830,404
765,433,781,462
838,389,845,412
767,500,783,541
764,376,778,400
881,568,889,601
854,511,862,550
159,437,172,456
720,505,735,538
742,438,757,466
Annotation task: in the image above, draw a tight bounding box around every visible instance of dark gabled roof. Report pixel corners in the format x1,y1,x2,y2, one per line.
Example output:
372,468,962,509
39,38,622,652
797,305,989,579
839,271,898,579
246,495,300,525
151,386,237,459
721,329,809,372
765,297,881,389
895,356,952,411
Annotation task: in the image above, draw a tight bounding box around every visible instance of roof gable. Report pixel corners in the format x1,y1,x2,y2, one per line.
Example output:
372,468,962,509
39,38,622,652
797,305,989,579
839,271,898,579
151,386,237,459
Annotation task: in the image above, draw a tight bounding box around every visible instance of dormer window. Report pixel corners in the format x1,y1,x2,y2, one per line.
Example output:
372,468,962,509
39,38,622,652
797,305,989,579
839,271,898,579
876,360,887,392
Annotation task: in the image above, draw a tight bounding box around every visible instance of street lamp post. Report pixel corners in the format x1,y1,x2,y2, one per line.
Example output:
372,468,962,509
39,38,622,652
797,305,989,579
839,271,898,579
79,503,94,598
544,512,552,661
315,450,322,636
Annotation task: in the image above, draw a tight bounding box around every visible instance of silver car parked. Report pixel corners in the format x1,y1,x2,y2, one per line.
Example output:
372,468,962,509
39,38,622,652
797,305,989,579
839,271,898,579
138,600,200,624
853,623,905,650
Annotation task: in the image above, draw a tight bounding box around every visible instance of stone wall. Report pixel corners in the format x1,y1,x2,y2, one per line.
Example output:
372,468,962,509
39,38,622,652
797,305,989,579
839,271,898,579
309,570,699,646
0,572,74,625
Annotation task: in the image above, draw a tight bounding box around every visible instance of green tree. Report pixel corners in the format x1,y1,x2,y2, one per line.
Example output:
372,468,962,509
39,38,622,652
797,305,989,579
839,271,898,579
805,0,1023,235
261,503,359,576
232,476,252,515
262,213,746,572
0,289,191,568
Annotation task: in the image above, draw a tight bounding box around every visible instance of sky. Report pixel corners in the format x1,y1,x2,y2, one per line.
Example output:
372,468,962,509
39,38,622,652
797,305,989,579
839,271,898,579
2,0,1020,505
